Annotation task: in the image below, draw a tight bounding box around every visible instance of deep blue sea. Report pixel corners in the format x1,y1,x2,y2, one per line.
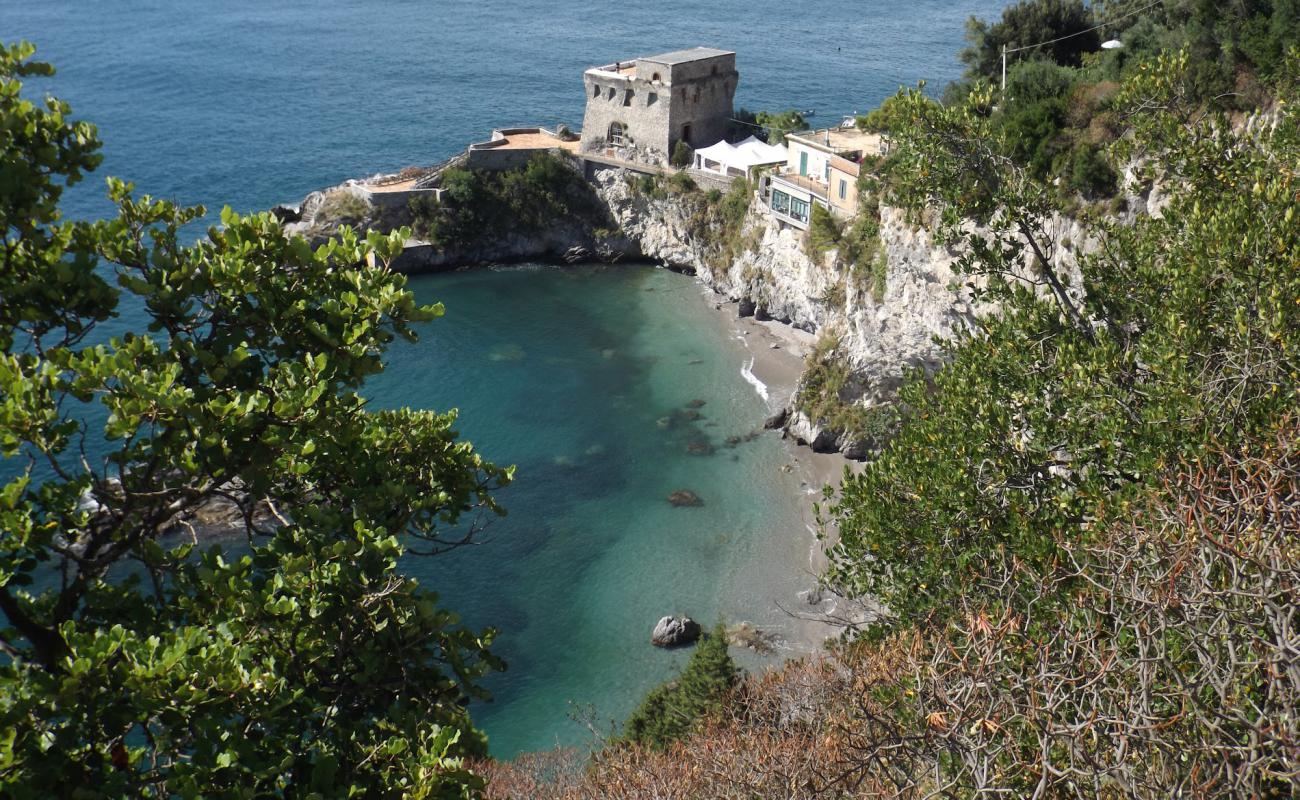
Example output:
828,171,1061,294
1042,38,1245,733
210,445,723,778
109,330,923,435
5,0,1005,757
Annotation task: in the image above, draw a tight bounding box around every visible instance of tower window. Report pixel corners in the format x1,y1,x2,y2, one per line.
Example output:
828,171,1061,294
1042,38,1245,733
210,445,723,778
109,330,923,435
608,122,627,146
623,89,634,107
592,84,600,98
651,72,662,82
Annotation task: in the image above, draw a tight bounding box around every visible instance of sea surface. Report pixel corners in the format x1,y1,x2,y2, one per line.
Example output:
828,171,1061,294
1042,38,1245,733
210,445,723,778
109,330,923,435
5,0,1004,757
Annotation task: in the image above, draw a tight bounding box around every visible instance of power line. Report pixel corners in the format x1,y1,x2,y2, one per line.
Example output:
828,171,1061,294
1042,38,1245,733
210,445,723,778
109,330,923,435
1002,0,1163,90
1005,0,1162,54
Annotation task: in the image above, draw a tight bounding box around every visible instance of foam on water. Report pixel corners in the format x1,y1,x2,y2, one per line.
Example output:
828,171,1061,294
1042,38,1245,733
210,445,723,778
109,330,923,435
740,357,771,402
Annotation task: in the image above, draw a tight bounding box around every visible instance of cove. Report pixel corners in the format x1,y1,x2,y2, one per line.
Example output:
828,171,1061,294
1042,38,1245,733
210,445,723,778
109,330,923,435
369,263,820,757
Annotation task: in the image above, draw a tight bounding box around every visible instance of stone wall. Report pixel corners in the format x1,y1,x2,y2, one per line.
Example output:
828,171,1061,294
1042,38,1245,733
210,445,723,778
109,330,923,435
581,71,673,158
365,187,440,211
580,51,737,161
465,128,569,171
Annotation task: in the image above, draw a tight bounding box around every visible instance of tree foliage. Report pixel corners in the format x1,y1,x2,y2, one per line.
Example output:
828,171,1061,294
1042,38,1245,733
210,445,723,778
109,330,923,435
619,626,738,750
962,0,1099,80
733,109,809,145
829,48,1300,631
409,152,605,248
0,42,511,797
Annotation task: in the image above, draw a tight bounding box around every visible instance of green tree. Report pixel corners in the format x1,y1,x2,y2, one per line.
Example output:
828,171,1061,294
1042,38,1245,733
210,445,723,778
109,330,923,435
0,42,511,797
620,625,738,749
828,51,1300,629
754,109,808,144
670,140,693,168
962,0,1100,80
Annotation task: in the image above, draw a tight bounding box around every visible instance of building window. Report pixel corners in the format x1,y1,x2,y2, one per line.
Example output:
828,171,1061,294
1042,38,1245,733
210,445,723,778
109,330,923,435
608,122,627,146
647,92,658,106
651,72,662,82
771,189,791,215
839,179,847,200
623,89,634,106
592,84,600,98
789,197,811,223
607,87,616,100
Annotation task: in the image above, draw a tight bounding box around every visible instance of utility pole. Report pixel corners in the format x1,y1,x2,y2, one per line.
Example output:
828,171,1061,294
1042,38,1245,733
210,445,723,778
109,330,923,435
1001,44,1007,92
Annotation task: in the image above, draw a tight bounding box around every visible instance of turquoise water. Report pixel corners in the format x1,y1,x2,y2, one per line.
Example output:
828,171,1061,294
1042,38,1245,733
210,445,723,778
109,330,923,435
4,0,1003,758
374,264,818,755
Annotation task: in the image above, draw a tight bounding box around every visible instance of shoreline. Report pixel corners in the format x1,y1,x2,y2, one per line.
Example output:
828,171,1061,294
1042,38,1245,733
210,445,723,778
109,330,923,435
696,286,862,649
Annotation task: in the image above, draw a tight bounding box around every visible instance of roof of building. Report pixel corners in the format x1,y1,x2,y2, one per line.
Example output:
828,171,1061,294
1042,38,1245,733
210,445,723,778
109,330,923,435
787,126,883,156
640,47,734,65
695,136,787,172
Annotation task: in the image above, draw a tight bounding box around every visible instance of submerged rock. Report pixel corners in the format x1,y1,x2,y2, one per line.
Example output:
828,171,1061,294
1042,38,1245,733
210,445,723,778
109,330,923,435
667,490,704,507
686,439,715,456
727,621,780,654
651,615,701,648
685,398,707,409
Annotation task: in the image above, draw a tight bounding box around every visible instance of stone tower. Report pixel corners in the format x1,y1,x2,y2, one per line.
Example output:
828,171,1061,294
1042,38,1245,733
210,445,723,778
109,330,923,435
580,47,738,164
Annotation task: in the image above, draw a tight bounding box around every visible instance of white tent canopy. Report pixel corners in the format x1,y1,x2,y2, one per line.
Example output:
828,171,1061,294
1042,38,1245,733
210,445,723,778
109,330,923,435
694,136,787,176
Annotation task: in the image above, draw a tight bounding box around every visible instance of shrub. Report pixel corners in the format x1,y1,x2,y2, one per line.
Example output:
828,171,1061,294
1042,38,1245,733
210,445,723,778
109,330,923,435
670,140,693,168
869,251,888,302
317,188,372,224
666,170,697,194
805,203,842,261
620,625,738,749
996,97,1066,180
796,334,900,443
413,152,608,248
1066,142,1117,197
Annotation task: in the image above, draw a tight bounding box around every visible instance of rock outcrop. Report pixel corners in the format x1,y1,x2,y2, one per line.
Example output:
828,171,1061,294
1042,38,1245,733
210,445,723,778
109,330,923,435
651,615,702,648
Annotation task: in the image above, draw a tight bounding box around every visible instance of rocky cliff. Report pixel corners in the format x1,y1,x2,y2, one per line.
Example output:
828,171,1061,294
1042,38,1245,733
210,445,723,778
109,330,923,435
591,168,1101,457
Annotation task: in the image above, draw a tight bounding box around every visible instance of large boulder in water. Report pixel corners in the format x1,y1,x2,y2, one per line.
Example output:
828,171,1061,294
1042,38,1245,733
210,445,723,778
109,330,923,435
651,615,701,648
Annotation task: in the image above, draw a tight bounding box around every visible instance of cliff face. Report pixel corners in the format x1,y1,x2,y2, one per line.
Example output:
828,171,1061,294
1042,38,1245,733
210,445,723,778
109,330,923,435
594,170,969,454
592,167,1100,456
